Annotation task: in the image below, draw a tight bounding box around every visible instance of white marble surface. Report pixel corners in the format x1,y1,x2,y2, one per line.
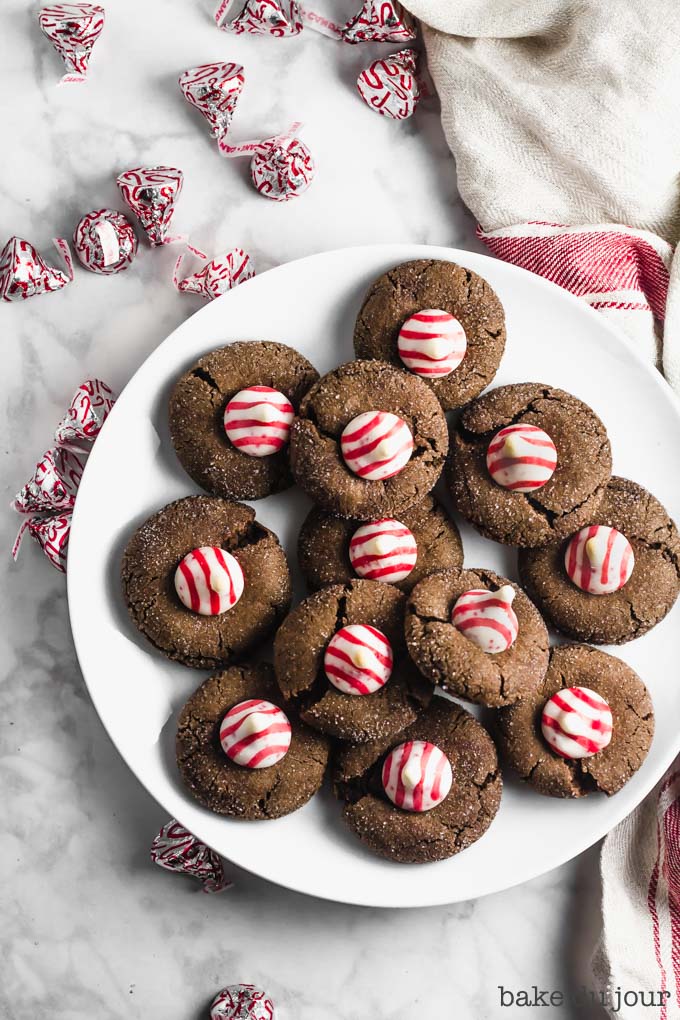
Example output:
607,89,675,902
0,2,608,1017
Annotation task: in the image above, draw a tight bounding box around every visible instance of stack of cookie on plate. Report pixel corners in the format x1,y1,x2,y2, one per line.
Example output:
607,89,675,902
120,259,680,865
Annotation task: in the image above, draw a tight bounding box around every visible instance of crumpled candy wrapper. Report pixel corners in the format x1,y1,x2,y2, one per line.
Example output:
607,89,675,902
179,62,245,154
210,985,276,1020
215,0,302,36
357,48,420,119
0,236,74,302
173,244,255,301
116,166,184,247
341,0,415,42
38,3,106,85
54,378,116,449
150,819,232,893
73,209,138,275
11,378,116,572
222,123,315,201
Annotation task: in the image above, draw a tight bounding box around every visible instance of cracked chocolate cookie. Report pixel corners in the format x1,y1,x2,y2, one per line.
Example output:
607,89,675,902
273,579,433,743
496,644,654,797
121,496,291,669
333,696,502,863
176,663,330,818
447,383,612,547
289,360,449,520
169,341,319,501
297,495,463,594
519,477,680,644
353,259,506,411
405,568,549,707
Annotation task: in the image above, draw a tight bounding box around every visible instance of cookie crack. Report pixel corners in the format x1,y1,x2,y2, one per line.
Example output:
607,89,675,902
191,366,222,395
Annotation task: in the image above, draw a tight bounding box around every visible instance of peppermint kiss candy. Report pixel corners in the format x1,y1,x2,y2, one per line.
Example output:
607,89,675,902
178,62,245,149
486,424,558,493
0,236,73,301
73,209,137,275
564,525,635,595
452,585,519,654
210,984,276,1020
12,447,85,515
13,512,71,573
397,309,467,378
219,699,292,768
541,687,613,759
173,245,255,301
342,0,416,43
38,4,105,84
357,48,421,121
250,134,315,201
224,386,294,457
382,740,453,811
54,378,116,448
324,624,393,695
116,166,184,247
215,0,303,36
174,547,244,615
150,819,231,893
349,518,418,583
340,411,414,481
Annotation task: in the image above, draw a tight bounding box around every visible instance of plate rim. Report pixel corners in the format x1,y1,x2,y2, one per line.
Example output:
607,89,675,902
67,242,680,908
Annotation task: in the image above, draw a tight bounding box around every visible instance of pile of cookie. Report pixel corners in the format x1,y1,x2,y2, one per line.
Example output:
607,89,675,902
121,258,680,865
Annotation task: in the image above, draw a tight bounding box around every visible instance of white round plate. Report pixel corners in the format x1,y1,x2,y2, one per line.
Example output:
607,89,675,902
68,244,680,908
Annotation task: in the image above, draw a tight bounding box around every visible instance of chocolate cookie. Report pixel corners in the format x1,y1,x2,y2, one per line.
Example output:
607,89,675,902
405,568,549,707
447,383,612,547
273,580,433,743
121,496,291,669
519,477,680,644
176,663,330,818
169,341,319,501
353,259,506,411
496,644,654,797
334,697,502,863
289,360,449,520
297,495,463,594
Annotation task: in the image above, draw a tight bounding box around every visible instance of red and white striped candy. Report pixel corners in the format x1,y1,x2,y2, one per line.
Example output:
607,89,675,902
382,740,452,812
219,699,292,768
54,378,116,448
215,0,302,36
340,411,413,481
323,624,393,695
342,0,416,43
349,518,417,583
397,309,467,378
174,547,244,615
224,386,294,457
174,245,255,302
211,984,276,1020
0,236,73,301
250,134,315,202
73,209,138,275
357,48,420,121
38,4,105,84
150,819,231,893
541,686,613,759
564,525,635,595
178,62,245,148
116,166,184,247
486,424,557,493
452,585,519,654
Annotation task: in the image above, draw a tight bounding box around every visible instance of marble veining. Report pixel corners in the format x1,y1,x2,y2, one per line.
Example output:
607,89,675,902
1,0,606,1016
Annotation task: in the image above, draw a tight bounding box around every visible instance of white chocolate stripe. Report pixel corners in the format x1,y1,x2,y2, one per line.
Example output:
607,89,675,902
349,518,417,583
224,385,294,457
451,586,519,654
397,309,467,379
219,698,292,768
340,411,414,481
174,546,244,615
541,686,613,759
324,624,393,695
564,524,634,594
382,739,452,811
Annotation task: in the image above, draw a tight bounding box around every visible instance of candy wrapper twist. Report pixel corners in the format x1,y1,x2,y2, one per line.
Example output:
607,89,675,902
357,48,421,119
214,0,415,41
116,166,185,247
150,819,232,893
38,4,106,85
0,237,74,302
11,379,116,572
221,123,315,201
174,244,255,301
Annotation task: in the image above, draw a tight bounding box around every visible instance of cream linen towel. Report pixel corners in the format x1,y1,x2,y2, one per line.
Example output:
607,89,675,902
397,2,680,1016
401,0,680,387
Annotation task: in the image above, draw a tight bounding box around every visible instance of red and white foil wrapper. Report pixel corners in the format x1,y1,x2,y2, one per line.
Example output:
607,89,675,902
211,985,276,1020
38,3,105,84
116,166,184,247
215,0,302,35
73,209,138,275
0,236,74,302
179,62,245,153
357,48,420,120
300,0,415,41
221,124,315,201
150,819,231,893
12,447,85,516
173,244,255,301
12,378,116,572
54,378,116,450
